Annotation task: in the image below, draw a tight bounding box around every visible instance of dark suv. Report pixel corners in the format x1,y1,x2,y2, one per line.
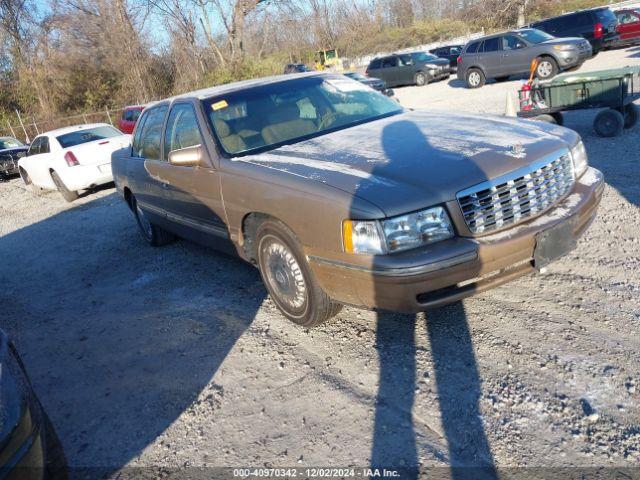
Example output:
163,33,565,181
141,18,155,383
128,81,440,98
531,7,619,53
366,52,450,87
457,28,592,88
429,45,464,70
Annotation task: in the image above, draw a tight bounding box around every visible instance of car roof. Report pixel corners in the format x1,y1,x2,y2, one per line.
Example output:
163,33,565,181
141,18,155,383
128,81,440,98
123,105,145,110
533,7,606,21
39,123,114,137
159,72,328,103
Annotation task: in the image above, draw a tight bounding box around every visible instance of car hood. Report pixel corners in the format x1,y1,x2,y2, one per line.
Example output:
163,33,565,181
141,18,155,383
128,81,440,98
0,147,27,156
361,78,385,88
240,110,579,217
541,37,591,47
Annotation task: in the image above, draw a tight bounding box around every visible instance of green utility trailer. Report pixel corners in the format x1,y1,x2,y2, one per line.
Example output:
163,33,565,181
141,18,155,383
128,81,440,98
518,66,640,137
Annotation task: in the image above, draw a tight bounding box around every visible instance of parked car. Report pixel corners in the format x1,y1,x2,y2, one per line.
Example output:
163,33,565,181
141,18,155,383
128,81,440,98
284,63,311,74
365,52,450,87
18,123,131,202
429,44,464,70
0,136,28,179
118,105,144,134
112,72,603,327
458,28,592,88
343,71,394,96
0,329,67,479
530,7,619,54
614,9,640,47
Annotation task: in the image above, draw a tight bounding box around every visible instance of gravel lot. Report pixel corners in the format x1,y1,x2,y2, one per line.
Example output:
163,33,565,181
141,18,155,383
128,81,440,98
1,46,639,478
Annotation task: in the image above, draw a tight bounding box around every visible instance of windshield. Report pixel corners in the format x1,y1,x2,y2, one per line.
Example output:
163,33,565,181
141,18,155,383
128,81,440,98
518,28,554,44
205,75,402,156
344,72,367,81
0,137,24,150
411,52,439,63
57,126,122,149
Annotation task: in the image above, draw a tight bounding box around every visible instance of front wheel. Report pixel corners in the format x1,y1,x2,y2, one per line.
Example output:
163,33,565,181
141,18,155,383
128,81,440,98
51,170,79,202
414,72,427,86
256,220,341,327
536,57,558,80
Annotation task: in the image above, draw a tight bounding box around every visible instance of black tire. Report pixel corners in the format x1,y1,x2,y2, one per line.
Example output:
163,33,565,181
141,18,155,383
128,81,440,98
551,112,564,126
617,104,639,129
532,114,558,124
414,72,427,86
51,171,79,202
536,56,558,80
131,195,174,246
495,76,510,82
466,68,485,89
256,219,341,327
19,167,31,186
594,109,624,137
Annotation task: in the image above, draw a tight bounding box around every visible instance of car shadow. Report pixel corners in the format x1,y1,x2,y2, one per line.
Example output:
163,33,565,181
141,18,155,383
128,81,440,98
362,118,497,477
0,192,266,476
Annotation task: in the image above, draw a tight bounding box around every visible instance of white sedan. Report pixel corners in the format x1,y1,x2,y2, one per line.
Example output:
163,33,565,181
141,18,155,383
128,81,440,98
18,123,131,202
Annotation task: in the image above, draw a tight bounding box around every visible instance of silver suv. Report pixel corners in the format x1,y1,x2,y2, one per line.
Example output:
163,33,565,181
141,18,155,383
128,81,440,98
457,28,592,88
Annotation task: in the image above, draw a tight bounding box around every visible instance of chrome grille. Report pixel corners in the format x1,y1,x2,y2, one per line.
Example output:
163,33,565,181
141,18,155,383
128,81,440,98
457,152,575,234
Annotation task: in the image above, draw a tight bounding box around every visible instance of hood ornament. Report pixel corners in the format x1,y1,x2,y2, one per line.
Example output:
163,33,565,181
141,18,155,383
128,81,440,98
508,143,526,158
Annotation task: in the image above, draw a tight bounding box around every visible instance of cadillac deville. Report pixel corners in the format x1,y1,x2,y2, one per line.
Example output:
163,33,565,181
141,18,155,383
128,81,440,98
112,73,604,327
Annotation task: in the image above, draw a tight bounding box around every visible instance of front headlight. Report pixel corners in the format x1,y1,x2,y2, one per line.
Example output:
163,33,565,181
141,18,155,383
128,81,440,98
343,207,454,255
571,140,588,178
554,44,575,51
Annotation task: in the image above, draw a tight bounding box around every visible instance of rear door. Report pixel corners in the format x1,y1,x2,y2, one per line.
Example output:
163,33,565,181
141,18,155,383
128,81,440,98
397,54,415,84
380,56,400,86
128,105,168,223
479,37,503,77
154,102,229,244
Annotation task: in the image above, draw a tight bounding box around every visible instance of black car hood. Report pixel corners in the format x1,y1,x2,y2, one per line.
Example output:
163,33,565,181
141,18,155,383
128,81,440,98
241,110,580,217
0,147,28,156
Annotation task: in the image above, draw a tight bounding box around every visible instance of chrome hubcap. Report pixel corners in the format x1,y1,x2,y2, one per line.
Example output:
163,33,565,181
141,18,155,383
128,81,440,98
263,239,307,311
136,204,152,239
538,62,552,77
469,72,480,86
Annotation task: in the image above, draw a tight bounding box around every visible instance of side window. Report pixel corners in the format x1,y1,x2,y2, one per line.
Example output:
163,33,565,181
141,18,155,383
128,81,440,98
369,59,381,69
398,54,412,66
503,36,525,50
131,110,149,156
27,137,42,156
482,37,501,52
466,41,480,54
40,137,50,154
574,13,591,27
134,106,168,160
381,57,398,68
163,104,203,160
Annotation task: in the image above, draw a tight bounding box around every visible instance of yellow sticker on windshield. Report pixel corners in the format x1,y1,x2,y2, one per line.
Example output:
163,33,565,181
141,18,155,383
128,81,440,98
212,100,228,110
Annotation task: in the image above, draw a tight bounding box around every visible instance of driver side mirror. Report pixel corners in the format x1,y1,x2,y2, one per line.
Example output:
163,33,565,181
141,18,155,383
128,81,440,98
168,144,206,167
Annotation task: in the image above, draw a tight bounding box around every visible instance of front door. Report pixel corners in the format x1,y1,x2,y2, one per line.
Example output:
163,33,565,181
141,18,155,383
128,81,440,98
501,35,529,75
156,102,229,247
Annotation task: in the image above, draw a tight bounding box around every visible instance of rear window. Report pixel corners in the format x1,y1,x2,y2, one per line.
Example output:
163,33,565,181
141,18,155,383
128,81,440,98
123,109,142,122
594,8,616,23
57,126,122,149
368,59,381,69
466,41,481,54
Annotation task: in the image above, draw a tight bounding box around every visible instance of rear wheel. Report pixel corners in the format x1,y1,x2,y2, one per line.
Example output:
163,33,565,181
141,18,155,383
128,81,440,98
414,72,427,86
536,57,558,80
256,219,341,327
131,195,174,246
51,171,79,202
466,68,485,89
594,109,624,137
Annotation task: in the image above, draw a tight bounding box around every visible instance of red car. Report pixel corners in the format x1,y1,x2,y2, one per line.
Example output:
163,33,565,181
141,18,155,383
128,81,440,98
118,105,144,134
616,9,640,46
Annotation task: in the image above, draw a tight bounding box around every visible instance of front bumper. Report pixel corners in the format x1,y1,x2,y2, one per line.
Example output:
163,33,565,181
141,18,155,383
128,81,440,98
557,48,592,68
309,167,604,313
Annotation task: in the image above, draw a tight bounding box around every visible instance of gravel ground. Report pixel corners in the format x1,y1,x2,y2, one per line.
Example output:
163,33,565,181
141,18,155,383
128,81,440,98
1,46,639,478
